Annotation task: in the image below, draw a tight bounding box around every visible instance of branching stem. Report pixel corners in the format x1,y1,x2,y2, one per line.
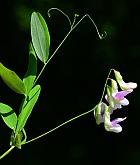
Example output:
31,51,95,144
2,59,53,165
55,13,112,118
25,106,97,144
34,8,106,85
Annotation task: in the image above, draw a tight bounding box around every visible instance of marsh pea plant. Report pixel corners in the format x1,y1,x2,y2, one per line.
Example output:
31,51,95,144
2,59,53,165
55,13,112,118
0,8,137,159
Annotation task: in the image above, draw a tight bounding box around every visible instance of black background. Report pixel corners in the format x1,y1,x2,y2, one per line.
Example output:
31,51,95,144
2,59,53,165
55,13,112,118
0,0,139,164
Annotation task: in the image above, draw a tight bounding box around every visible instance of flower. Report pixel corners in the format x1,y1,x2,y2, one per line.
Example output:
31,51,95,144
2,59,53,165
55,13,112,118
114,70,137,90
105,79,132,109
94,103,126,133
104,103,126,133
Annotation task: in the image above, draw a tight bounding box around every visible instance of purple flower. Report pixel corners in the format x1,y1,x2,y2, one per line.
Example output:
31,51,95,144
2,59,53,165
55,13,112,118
105,79,132,109
94,103,126,133
94,70,137,133
104,103,126,133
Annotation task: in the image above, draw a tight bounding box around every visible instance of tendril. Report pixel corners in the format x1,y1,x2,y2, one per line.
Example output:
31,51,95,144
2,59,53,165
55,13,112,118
47,8,72,28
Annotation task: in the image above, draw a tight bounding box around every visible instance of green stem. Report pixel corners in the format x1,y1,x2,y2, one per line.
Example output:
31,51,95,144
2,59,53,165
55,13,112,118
0,146,15,160
33,63,46,85
34,12,105,85
24,106,97,144
33,28,72,85
99,69,113,103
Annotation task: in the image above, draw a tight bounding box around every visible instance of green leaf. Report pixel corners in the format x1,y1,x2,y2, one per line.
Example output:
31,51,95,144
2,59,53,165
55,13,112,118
0,103,17,131
31,12,50,63
15,85,41,135
23,43,37,94
0,63,26,95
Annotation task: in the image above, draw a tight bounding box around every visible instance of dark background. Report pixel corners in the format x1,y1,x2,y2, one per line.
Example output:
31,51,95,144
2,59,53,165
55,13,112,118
0,0,139,164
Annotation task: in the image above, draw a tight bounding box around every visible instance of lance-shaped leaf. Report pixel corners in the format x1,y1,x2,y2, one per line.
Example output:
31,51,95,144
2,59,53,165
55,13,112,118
31,12,50,63
0,63,26,95
0,103,17,131
15,85,41,135
23,43,37,94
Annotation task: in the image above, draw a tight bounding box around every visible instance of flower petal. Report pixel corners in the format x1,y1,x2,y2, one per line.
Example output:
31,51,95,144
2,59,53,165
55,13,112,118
123,82,137,90
111,117,127,125
114,90,132,100
119,98,129,106
108,124,122,133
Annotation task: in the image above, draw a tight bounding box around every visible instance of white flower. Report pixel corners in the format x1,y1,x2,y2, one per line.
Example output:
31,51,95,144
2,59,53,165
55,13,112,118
104,103,126,133
114,70,137,90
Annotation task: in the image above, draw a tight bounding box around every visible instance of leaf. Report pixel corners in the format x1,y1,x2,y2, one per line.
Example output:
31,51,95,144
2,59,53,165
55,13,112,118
23,43,37,94
31,12,50,63
15,85,41,135
0,63,26,95
0,103,17,131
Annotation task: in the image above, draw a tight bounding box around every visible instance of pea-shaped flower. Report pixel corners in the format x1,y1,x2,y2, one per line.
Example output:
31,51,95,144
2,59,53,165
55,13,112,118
94,70,137,133
105,79,132,110
114,70,137,90
94,103,126,133
103,103,126,133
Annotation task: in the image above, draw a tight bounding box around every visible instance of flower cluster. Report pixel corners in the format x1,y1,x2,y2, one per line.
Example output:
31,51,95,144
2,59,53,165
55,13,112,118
94,70,137,133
